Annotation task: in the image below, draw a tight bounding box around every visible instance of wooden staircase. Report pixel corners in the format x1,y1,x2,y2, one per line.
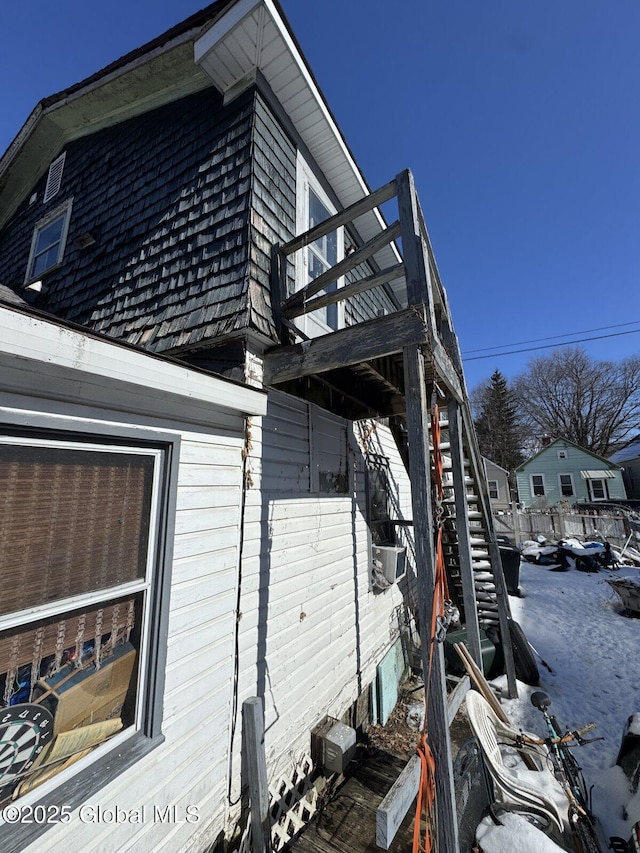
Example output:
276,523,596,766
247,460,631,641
265,168,517,853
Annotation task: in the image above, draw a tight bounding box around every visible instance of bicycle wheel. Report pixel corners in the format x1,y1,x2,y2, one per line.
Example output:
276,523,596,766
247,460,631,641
572,814,604,853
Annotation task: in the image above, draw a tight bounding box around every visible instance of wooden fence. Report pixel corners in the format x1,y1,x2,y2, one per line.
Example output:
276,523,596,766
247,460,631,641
493,508,635,549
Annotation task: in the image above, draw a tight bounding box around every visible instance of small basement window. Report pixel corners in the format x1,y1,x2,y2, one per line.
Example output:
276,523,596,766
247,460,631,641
25,200,73,282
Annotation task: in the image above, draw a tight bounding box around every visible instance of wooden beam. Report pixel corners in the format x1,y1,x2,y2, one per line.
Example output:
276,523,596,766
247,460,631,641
283,263,405,319
459,404,518,699
376,754,421,850
280,178,397,255
447,674,471,726
263,307,428,385
447,400,482,669
431,342,464,403
281,221,401,314
243,697,271,853
403,345,459,853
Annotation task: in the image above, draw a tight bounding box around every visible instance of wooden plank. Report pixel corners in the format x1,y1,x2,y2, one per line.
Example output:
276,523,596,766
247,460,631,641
376,754,421,849
283,263,405,319
243,698,270,853
402,344,459,853
447,400,482,669
282,221,401,313
280,179,397,255
263,307,428,385
447,674,470,726
459,404,518,699
432,342,464,403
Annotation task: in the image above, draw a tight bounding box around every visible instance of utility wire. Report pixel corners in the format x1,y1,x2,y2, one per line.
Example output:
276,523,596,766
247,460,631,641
462,327,640,362
462,319,640,355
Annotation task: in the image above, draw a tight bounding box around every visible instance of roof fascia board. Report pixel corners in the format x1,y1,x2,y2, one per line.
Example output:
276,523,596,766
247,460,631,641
0,305,267,417
194,0,262,65
195,0,399,262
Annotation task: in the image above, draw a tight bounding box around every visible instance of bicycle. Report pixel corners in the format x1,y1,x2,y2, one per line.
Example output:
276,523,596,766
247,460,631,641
518,690,623,853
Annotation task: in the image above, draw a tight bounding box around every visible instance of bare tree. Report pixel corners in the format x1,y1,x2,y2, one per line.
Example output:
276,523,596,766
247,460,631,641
513,347,640,457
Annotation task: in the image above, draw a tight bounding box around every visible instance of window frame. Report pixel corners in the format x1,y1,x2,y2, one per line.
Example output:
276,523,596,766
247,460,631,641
487,479,499,500
295,152,344,337
530,473,546,497
557,472,575,498
24,198,73,284
557,449,568,460
0,416,178,849
588,477,608,501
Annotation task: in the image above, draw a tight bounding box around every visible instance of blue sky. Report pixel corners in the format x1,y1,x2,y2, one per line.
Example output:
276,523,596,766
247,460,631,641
1,1,639,390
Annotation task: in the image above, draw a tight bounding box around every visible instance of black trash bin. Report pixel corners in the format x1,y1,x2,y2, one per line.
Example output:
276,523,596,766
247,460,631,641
498,540,521,595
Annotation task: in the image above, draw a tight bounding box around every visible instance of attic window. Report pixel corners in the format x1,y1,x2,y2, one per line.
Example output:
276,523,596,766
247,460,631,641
25,199,73,283
43,153,66,203
557,449,567,460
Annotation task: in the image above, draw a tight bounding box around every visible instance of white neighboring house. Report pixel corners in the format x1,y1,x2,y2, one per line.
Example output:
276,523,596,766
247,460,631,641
483,458,511,513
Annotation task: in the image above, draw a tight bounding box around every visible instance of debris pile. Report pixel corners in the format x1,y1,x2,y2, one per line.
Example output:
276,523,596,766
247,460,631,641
520,534,640,571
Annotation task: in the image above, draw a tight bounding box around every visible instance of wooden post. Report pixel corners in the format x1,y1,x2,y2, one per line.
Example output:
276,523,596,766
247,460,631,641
403,345,458,853
243,697,271,853
447,399,482,668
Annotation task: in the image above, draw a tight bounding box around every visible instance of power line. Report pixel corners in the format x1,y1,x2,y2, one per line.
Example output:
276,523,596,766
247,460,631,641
462,327,640,362
462,319,640,355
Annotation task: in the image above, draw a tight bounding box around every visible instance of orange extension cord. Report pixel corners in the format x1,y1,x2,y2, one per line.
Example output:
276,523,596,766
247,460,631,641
412,403,450,853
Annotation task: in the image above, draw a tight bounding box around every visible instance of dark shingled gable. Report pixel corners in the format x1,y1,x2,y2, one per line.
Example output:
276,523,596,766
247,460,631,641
0,86,256,353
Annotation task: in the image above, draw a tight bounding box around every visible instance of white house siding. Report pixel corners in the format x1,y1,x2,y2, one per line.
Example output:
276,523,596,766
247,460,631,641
227,390,416,807
14,415,248,853
0,314,266,853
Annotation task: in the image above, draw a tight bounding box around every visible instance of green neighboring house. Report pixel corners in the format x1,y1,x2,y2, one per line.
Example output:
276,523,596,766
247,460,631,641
515,438,627,508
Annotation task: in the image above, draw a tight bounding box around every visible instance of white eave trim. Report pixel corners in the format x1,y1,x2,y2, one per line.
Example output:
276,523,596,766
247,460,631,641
0,305,267,416
194,0,402,271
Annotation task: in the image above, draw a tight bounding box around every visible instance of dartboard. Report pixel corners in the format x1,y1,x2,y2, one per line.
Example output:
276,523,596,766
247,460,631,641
0,704,55,784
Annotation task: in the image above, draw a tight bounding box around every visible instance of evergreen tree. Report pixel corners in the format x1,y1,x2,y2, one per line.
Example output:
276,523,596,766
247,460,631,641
473,370,525,473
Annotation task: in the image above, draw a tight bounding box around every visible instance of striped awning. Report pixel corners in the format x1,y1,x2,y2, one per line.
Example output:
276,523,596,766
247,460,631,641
580,470,616,479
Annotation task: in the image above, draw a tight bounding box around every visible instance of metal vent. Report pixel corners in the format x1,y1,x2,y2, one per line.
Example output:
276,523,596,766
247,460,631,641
43,153,66,203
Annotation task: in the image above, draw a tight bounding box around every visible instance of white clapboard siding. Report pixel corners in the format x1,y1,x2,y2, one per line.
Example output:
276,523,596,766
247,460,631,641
228,389,413,802
22,427,246,853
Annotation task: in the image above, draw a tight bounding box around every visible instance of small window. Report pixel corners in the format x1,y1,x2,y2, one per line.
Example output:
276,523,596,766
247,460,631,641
366,455,394,544
295,153,344,337
0,432,165,810
558,473,575,497
488,480,499,500
25,200,73,282
531,474,545,496
557,449,567,460
588,478,608,501
43,152,66,203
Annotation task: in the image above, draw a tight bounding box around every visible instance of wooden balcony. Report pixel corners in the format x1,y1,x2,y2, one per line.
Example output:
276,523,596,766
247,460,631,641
265,169,467,421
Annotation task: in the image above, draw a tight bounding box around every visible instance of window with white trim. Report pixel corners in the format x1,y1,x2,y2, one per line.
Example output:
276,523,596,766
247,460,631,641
488,480,499,500
296,154,344,336
25,199,73,282
588,477,608,501
0,432,166,807
558,473,575,497
557,449,567,460
531,474,545,496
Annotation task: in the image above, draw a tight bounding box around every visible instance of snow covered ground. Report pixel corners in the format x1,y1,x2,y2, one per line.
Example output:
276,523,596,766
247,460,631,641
478,557,640,850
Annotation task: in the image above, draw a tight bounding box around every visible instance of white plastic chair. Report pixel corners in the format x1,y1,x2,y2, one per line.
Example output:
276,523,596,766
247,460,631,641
465,690,570,844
